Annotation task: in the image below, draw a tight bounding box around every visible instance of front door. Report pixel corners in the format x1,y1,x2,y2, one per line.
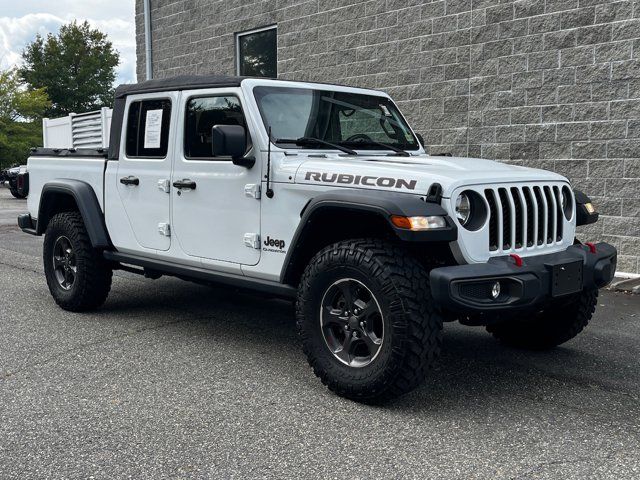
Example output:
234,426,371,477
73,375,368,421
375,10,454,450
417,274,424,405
170,90,261,265
116,94,176,251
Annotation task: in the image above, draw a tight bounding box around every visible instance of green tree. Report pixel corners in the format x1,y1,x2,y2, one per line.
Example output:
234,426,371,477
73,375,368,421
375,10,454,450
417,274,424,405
238,29,277,78
0,69,50,169
19,21,119,117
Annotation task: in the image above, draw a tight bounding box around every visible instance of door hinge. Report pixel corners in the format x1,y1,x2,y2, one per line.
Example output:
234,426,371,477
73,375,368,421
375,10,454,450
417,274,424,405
157,179,170,193
243,233,261,249
244,183,261,199
158,223,171,236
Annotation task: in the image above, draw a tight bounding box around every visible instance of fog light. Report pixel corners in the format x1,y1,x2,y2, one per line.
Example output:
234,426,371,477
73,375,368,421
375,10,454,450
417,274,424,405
490,281,501,299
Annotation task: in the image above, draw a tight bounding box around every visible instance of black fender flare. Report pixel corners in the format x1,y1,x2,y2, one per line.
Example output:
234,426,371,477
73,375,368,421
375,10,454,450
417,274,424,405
36,179,111,249
573,189,599,226
279,189,457,283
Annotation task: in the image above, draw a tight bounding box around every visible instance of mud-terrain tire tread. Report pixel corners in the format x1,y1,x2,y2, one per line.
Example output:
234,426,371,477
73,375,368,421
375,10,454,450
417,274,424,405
43,212,112,311
296,239,442,402
487,289,598,350
10,188,25,199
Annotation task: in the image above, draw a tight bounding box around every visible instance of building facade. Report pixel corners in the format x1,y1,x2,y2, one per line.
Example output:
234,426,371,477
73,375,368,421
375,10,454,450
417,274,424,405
135,0,640,273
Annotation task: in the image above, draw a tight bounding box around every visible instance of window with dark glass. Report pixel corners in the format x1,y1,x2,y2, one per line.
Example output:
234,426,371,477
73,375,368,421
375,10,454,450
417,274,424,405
237,26,277,78
125,99,172,157
184,96,248,159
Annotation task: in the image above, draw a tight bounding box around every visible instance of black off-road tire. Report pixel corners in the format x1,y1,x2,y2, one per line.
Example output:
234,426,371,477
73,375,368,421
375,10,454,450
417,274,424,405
487,289,598,350
43,212,112,311
10,188,26,199
296,239,443,403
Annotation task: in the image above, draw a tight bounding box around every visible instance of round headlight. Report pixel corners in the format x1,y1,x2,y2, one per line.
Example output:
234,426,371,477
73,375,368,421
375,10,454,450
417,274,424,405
455,193,472,226
561,186,573,220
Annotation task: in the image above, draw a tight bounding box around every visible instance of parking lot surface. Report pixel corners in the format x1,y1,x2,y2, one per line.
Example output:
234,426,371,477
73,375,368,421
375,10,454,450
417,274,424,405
0,189,639,479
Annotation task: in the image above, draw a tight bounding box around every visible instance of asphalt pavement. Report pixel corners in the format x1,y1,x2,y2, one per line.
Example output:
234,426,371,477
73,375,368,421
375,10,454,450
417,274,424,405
0,188,639,479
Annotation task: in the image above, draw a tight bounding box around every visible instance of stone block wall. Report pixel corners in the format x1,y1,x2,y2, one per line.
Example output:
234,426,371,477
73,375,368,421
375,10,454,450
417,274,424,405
136,0,640,272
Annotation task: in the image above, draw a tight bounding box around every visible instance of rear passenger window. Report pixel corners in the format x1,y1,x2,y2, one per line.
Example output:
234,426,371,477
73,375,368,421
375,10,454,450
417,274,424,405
184,96,248,159
125,99,172,158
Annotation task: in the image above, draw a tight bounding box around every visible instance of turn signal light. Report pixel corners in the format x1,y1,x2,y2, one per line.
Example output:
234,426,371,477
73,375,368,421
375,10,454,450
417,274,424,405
584,202,596,214
390,215,447,231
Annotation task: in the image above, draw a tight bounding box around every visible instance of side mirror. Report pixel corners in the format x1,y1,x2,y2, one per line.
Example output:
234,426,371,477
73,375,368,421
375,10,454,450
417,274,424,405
211,124,255,168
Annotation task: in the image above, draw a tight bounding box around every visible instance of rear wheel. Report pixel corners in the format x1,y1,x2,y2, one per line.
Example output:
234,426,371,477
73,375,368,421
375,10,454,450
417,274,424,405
43,212,112,311
9,188,26,199
296,239,442,402
487,289,598,350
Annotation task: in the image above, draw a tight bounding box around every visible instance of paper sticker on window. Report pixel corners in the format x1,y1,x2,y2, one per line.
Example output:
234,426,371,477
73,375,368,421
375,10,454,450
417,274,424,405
144,109,163,149
380,104,391,116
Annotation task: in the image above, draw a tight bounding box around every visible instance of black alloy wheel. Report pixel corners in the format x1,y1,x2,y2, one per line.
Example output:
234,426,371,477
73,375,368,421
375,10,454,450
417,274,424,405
320,278,384,368
52,235,77,290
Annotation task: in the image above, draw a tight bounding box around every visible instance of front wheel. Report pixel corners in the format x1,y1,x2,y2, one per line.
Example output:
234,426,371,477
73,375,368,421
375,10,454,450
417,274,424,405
487,289,598,350
296,239,442,402
43,212,113,311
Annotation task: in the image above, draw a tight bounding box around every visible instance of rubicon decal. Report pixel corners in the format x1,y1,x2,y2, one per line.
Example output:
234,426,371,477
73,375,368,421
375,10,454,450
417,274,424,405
305,171,417,190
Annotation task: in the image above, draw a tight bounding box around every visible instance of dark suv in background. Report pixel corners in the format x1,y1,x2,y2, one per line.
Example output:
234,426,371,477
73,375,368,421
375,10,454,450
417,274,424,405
1,165,28,199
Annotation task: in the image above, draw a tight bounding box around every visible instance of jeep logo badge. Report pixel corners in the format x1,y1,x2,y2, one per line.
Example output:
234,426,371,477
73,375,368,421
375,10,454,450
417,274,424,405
263,236,286,250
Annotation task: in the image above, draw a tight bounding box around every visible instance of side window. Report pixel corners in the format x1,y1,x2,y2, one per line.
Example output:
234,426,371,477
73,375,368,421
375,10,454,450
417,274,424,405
125,99,172,158
184,96,248,159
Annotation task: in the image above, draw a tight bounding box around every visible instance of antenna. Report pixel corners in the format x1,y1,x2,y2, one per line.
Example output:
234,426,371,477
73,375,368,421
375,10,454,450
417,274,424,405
265,126,274,198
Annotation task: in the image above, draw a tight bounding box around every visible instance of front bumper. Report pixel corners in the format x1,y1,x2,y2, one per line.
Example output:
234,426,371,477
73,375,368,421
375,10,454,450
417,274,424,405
430,243,617,314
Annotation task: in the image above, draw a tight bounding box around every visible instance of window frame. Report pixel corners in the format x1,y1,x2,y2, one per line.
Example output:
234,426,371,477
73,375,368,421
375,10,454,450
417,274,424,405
182,93,250,162
235,24,278,77
124,97,172,160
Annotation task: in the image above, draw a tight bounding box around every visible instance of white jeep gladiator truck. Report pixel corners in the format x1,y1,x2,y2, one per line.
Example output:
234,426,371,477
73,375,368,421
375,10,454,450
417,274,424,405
18,75,617,402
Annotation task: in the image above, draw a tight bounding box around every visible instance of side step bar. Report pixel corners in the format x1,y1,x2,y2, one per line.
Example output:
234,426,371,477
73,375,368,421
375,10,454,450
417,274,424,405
103,251,297,299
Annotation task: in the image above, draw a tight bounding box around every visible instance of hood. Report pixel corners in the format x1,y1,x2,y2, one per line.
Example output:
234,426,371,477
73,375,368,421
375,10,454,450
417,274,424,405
294,153,568,197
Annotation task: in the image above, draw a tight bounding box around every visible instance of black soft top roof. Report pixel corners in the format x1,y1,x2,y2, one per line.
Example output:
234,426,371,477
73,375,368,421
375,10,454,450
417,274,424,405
114,75,247,98
108,75,375,160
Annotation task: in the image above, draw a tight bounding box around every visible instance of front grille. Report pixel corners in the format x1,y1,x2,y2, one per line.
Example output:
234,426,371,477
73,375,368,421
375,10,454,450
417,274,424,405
485,184,565,253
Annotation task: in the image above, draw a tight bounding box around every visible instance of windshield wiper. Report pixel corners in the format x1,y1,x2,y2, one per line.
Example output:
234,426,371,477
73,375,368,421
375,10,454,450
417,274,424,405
275,137,358,155
343,138,411,156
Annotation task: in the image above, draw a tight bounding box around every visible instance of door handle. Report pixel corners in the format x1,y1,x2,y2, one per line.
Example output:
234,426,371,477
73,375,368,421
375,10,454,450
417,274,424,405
120,176,139,186
172,179,196,190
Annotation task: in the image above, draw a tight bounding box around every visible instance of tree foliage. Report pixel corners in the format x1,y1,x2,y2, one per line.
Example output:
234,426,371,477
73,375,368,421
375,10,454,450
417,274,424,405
239,29,277,78
0,69,50,169
20,21,119,117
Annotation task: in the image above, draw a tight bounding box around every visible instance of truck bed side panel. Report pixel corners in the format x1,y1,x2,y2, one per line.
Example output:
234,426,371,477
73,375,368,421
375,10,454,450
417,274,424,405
26,156,106,220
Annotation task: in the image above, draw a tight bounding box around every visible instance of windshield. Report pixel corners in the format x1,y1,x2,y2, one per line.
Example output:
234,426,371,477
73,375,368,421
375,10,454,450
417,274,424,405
253,86,419,151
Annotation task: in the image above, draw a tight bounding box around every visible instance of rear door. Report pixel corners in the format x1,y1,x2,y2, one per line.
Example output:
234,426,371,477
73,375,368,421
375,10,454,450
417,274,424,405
170,89,262,265
115,93,176,251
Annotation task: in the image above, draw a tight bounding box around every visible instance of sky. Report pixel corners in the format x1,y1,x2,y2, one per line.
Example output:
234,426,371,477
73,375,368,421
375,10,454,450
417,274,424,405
0,0,136,84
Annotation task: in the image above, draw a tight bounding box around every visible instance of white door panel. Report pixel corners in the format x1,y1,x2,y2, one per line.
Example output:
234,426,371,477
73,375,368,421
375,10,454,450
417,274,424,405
116,94,176,251
171,89,261,266
171,163,261,264
116,160,171,250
